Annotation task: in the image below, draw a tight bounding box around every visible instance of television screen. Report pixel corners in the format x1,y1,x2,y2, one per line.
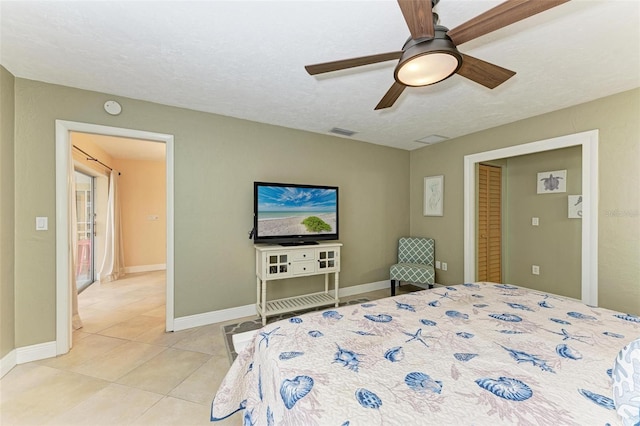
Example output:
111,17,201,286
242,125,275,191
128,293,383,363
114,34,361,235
254,182,339,245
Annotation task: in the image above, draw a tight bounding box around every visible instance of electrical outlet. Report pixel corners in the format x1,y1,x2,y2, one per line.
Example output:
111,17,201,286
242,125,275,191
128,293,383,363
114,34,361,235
442,262,448,271
532,217,539,226
532,265,540,275
435,260,441,269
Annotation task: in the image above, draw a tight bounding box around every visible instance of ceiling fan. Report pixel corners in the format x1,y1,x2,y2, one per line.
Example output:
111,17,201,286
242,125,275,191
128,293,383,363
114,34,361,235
305,0,570,110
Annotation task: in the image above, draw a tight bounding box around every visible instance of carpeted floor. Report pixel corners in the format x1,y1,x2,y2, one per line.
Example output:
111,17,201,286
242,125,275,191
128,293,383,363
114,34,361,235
222,298,370,363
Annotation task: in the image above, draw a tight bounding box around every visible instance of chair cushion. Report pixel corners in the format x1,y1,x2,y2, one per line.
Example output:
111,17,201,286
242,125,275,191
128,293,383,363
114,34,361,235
390,263,435,285
398,237,434,265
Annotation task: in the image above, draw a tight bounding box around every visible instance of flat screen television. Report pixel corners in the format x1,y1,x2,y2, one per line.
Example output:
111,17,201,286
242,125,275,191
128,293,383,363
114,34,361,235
253,181,339,245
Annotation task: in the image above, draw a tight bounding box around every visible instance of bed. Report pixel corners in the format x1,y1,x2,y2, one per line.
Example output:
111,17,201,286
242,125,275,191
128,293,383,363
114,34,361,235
211,282,640,425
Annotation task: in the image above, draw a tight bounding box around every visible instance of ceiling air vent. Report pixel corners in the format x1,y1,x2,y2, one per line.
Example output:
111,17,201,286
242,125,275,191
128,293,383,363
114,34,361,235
416,134,449,144
329,127,357,137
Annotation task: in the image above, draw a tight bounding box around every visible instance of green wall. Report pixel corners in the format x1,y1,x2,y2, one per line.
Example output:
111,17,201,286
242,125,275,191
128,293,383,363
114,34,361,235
410,88,640,315
12,78,410,347
0,66,16,359
503,146,582,298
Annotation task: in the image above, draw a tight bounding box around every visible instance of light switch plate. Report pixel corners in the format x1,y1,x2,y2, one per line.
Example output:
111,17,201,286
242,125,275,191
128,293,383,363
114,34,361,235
435,260,441,269
36,216,48,231
532,217,539,226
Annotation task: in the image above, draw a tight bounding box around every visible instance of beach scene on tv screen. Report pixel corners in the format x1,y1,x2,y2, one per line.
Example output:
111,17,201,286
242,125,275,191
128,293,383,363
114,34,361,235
257,186,337,237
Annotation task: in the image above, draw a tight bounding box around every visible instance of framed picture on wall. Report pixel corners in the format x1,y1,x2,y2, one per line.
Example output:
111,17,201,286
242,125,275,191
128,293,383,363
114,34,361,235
537,169,567,194
424,175,444,216
568,195,582,218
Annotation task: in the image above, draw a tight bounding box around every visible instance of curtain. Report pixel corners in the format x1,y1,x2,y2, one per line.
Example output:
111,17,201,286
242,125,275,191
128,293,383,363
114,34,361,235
68,154,83,331
99,170,125,283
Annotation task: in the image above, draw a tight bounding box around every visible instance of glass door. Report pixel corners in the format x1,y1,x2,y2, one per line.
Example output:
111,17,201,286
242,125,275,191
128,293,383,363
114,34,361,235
75,171,95,291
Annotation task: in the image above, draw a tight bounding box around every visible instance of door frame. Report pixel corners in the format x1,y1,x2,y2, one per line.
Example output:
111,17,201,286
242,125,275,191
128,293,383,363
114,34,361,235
55,120,175,355
463,130,599,306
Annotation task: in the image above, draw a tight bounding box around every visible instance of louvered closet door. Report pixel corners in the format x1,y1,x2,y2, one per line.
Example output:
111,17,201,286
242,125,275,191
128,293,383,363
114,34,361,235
478,164,502,283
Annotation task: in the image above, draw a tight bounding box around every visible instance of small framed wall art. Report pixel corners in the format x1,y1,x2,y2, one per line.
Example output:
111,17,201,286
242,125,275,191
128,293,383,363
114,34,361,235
537,169,567,194
568,195,582,218
424,175,444,216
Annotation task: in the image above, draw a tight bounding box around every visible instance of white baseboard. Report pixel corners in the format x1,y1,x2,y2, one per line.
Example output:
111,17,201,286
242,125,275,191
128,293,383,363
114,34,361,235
1,349,17,378
173,279,392,332
124,264,166,274
173,304,257,332
16,341,57,364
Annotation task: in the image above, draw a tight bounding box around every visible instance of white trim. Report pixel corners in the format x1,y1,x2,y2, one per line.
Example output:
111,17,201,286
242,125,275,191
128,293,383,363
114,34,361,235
0,350,17,378
55,120,175,356
463,130,599,306
174,304,257,332
16,341,57,364
174,280,393,331
124,264,167,274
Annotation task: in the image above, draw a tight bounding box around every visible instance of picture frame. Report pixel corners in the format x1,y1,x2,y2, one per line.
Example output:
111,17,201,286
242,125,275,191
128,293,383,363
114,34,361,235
424,175,444,216
537,169,567,194
568,195,582,219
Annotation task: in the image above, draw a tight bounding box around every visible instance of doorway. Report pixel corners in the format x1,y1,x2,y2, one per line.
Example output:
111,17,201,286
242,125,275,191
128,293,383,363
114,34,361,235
55,120,175,356
463,130,599,306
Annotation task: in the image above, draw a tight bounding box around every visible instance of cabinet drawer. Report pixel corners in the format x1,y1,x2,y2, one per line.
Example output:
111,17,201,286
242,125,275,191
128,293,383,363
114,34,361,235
292,261,316,275
292,250,315,261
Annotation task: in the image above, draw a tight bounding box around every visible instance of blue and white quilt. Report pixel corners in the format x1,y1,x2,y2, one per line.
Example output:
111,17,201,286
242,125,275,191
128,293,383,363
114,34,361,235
211,283,640,425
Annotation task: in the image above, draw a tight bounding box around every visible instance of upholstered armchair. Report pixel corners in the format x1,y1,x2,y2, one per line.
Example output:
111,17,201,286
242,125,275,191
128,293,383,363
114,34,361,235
390,237,435,296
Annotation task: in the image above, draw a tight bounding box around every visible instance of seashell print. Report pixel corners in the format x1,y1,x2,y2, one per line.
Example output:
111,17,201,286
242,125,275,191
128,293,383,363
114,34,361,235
463,283,480,288
404,372,443,394
322,310,343,320
567,311,597,320
456,332,474,339
489,313,522,322
606,368,613,379
475,376,533,401
334,345,362,372
289,317,303,324
352,330,376,336
473,304,488,308
550,318,571,325
258,366,263,401
420,319,437,326
556,344,582,360
279,351,304,360
446,286,458,291
396,301,416,312
361,303,376,308
266,406,274,426
495,284,519,290
506,303,533,311
578,388,615,410
538,300,553,308
428,300,441,307
364,314,392,323
384,346,404,362
501,346,555,372
355,388,382,409
446,310,469,320
497,330,525,334
308,330,324,338
280,375,314,409
471,294,484,298
454,353,478,362
341,422,350,426
603,331,624,339
614,313,640,323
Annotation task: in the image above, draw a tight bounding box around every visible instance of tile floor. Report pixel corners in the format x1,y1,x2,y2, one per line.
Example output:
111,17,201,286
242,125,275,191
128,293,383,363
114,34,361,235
0,271,409,425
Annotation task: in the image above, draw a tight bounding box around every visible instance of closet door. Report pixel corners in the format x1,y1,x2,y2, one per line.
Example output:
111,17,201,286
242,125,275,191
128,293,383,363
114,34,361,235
478,164,502,283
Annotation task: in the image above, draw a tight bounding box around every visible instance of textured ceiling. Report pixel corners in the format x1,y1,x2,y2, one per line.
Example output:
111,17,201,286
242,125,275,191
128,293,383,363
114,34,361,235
1,0,639,151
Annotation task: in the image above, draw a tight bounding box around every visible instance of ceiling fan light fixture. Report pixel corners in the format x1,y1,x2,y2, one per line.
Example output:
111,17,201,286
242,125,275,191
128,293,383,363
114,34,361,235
394,27,462,87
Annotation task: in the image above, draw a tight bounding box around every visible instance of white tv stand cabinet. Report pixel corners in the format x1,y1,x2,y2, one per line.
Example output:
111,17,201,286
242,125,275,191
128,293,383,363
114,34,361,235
255,242,342,325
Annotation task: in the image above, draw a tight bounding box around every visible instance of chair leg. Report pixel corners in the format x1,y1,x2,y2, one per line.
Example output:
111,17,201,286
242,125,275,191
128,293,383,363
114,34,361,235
391,279,397,296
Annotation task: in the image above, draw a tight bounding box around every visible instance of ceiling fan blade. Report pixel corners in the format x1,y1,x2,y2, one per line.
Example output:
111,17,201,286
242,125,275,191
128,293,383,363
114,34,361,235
305,51,403,75
397,0,435,40
375,82,407,110
456,54,516,89
447,0,570,46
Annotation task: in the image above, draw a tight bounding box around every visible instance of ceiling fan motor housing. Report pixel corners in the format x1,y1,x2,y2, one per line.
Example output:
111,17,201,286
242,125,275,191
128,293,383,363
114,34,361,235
395,26,462,87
